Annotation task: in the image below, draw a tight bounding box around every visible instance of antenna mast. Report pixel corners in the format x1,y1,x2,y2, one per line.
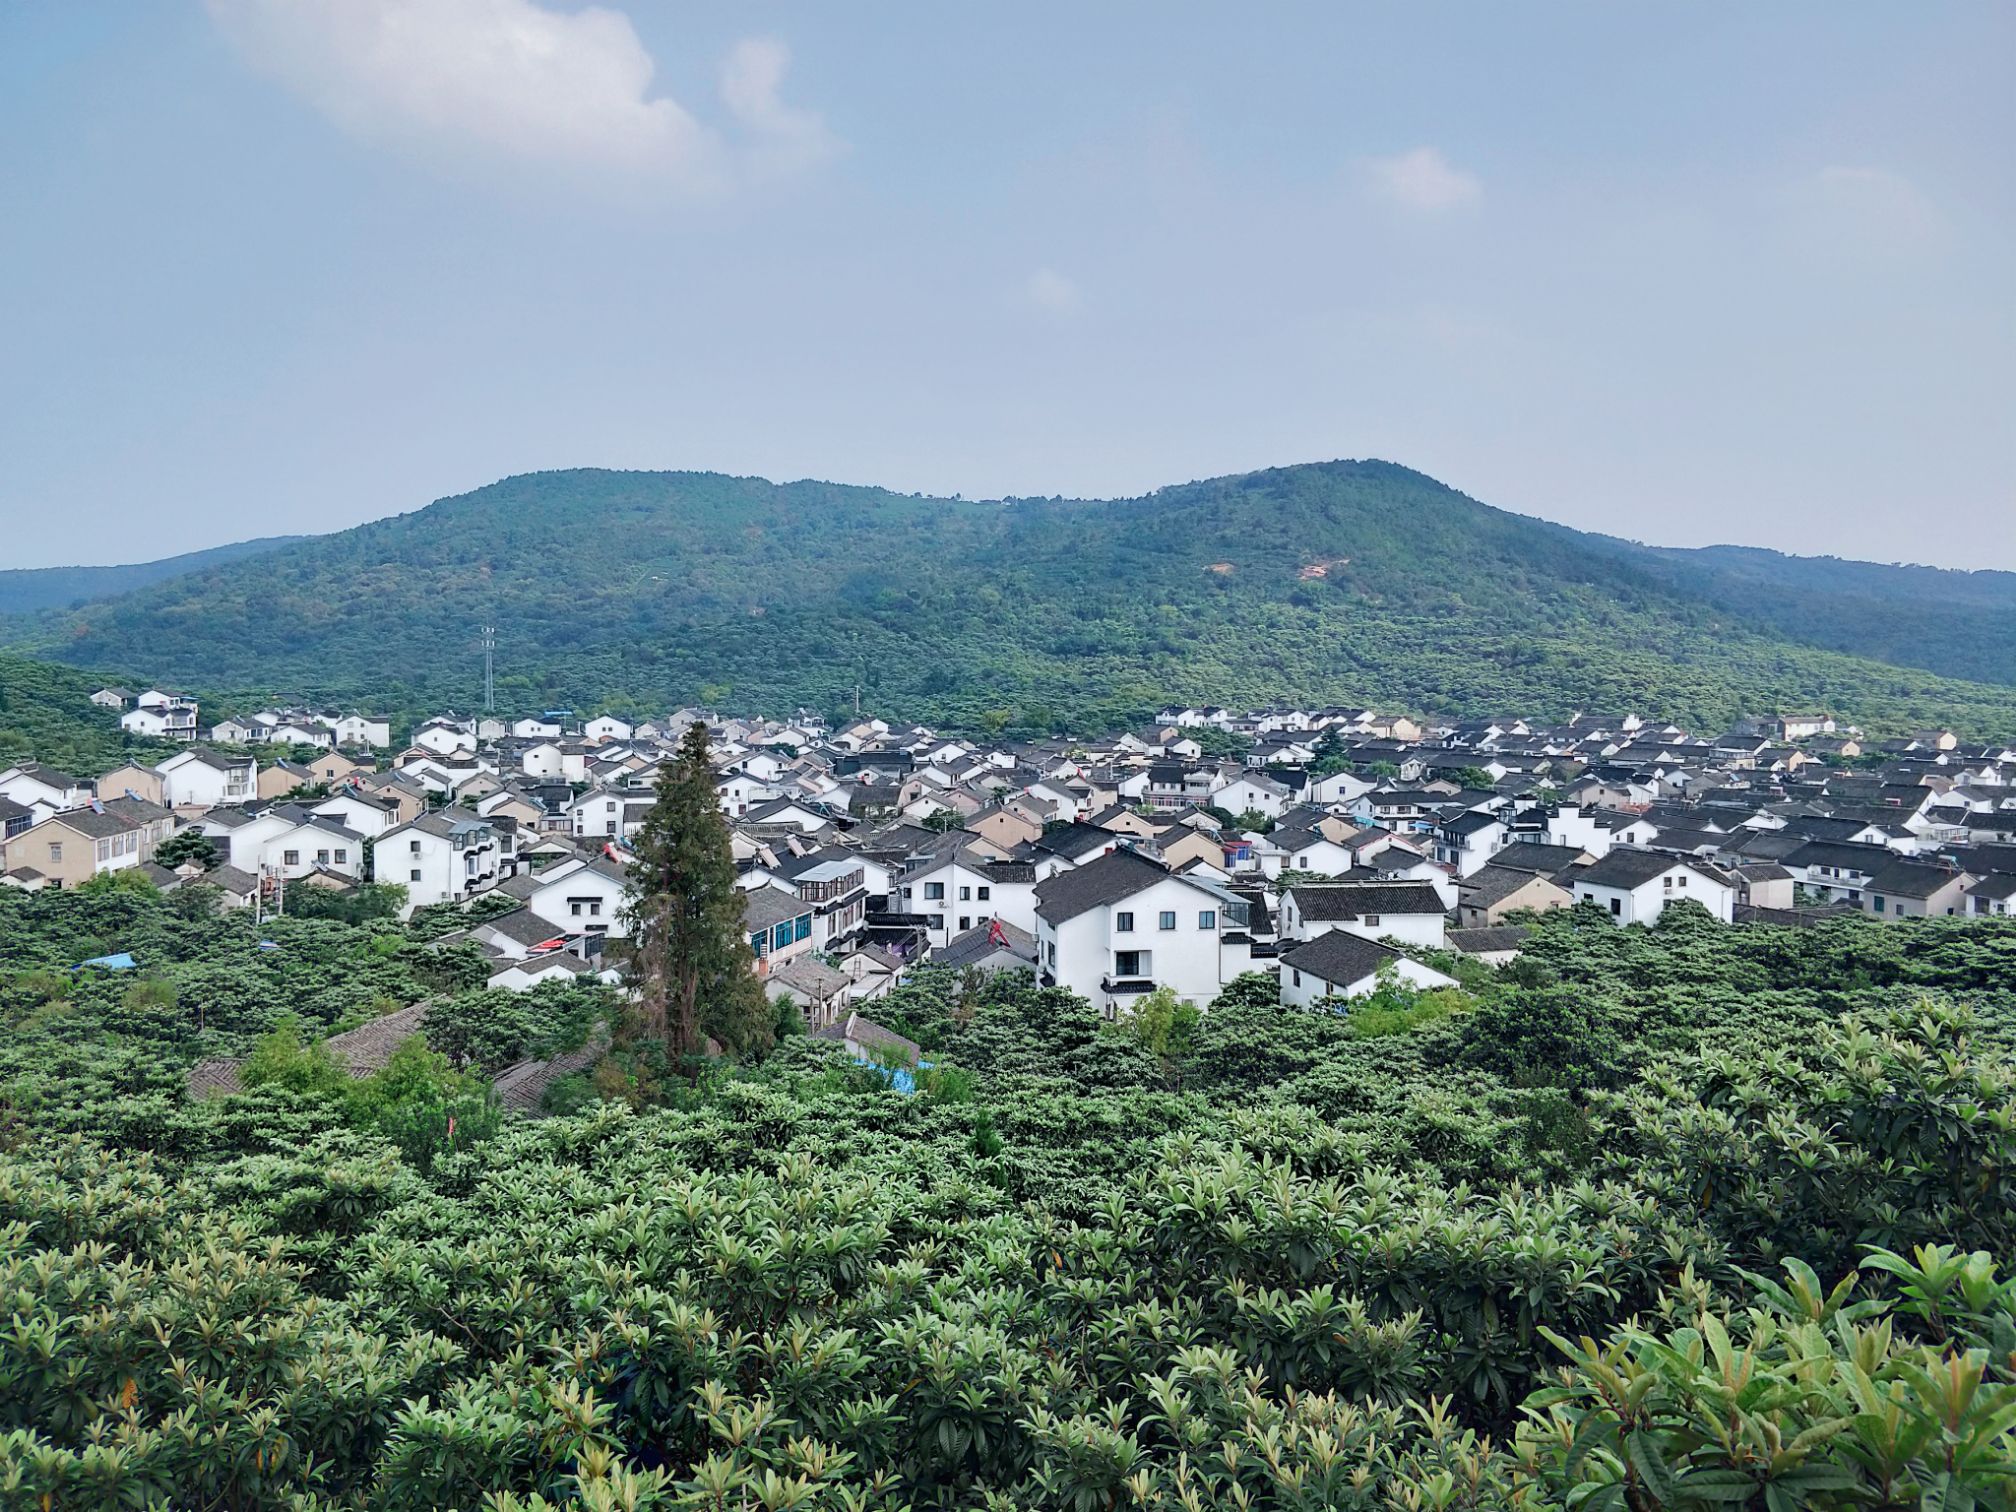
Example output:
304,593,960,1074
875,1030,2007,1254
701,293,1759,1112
481,625,496,711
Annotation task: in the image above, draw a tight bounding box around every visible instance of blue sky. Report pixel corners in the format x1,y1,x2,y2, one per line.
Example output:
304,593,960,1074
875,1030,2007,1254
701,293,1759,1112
2,2,2009,569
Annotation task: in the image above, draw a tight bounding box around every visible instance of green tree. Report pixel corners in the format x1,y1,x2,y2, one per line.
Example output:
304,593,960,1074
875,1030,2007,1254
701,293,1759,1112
153,829,219,871
621,722,772,1072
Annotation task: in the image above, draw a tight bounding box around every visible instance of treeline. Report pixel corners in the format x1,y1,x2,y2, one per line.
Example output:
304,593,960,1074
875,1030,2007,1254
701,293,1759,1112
0,886,2012,1505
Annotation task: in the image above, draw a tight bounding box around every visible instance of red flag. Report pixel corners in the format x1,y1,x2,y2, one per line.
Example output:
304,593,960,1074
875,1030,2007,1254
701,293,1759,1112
987,917,1008,948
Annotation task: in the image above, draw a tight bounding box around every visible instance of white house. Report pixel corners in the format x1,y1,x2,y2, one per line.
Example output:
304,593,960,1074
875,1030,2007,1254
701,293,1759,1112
260,815,366,880
373,812,503,911
1569,849,1734,925
1276,881,1448,949
156,749,258,808
1033,849,1248,1015
413,721,477,757
584,715,634,744
122,694,199,741
1266,819,1360,877
512,716,564,740
1215,771,1293,820
897,841,1040,945
1278,933,1458,1008
1435,811,1508,878
332,715,393,748
0,763,86,821
310,789,403,835
523,856,631,941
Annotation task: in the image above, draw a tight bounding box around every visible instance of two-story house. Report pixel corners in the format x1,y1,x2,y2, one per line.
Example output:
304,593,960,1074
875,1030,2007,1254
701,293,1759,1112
1569,849,1735,924
156,748,258,808
373,812,502,911
1033,849,1248,1015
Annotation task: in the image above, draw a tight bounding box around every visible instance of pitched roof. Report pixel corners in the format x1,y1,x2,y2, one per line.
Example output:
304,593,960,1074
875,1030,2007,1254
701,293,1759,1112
1034,848,1200,926
934,918,1037,969
1277,931,1404,989
1287,881,1445,920
1460,865,1566,909
1573,848,1725,890
1447,926,1530,955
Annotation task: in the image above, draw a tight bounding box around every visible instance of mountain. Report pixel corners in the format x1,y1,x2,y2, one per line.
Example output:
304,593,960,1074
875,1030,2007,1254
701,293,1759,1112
0,536,308,617
11,461,2016,735
1574,538,2016,689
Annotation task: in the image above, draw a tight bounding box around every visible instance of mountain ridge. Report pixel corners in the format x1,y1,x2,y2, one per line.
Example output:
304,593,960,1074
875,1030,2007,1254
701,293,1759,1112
8,459,2015,735
0,535,309,617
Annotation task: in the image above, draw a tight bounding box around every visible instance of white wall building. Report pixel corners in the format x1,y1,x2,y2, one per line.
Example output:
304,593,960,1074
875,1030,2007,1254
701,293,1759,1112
1033,849,1248,1015
373,813,503,911
1569,849,1734,925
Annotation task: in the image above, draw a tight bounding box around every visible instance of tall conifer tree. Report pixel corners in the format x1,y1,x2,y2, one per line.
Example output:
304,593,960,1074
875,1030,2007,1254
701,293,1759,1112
622,723,771,1068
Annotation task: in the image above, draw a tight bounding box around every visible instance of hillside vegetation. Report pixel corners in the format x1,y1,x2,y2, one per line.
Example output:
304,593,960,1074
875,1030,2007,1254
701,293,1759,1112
0,535,305,616
1,885,2013,1506
0,651,163,774
15,461,2016,734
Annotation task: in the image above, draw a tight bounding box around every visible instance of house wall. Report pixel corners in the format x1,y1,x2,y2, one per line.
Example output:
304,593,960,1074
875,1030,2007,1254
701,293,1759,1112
1280,954,1453,1009
160,757,255,808
1866,879,1969,918
527,867,629,939
1461,875,1571,927
1040,875,1231,1013
3,820,140,888
95,765,165,806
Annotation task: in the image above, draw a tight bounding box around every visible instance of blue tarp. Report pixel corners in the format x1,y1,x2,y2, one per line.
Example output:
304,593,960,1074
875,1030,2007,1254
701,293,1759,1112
74,952,137,971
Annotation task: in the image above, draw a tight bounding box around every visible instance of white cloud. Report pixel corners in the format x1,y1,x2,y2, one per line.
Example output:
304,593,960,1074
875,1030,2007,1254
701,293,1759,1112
1366,146,1481,213
206,0,834,194
1025,267,1082,313
719,37,840,180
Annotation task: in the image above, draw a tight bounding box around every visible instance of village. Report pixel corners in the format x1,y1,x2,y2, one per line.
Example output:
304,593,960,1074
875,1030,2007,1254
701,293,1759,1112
6,689,2016,1035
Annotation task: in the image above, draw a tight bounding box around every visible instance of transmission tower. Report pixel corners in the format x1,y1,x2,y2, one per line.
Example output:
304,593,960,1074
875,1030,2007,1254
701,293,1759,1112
481,625,497,711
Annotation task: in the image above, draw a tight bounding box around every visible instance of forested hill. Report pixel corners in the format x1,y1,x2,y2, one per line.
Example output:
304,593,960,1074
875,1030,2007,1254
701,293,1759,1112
0,535,307,616
13,461,2016,734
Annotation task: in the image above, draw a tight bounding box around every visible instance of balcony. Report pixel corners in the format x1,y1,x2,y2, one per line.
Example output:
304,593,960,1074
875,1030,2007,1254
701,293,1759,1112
1101,975,1155,996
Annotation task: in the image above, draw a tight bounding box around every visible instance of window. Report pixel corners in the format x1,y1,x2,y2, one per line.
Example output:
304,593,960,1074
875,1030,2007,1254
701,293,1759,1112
977,885,990,901
774,923,793,950
283,850,300,867
752,931,767,958
48,842,62,862
1198,909,1216,929
1116,911,1134,932
1363,914,1381,927
959,916,971,931
409,869,421,882
958,885,971,901
1677,874,1687,888
1046,941,1056,966
1292,969,1302,987
1114,950,1147,977
1610,898,1621,917
316,849,330,865
1159,911,1176,931
334,849,347,864
410,839,422,854
1874,895,1886,912
925,882,945,900
795,915,811,942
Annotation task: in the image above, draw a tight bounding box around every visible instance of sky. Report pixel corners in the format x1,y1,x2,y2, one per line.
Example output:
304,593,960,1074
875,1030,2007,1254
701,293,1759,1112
1,2,2010,570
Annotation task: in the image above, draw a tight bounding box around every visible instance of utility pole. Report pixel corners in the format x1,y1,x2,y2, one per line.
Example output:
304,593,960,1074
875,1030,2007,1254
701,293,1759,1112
481,625,497,712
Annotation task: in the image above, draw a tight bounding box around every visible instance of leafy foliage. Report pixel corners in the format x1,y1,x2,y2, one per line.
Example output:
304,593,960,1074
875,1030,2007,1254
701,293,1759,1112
1,885,2014,1506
